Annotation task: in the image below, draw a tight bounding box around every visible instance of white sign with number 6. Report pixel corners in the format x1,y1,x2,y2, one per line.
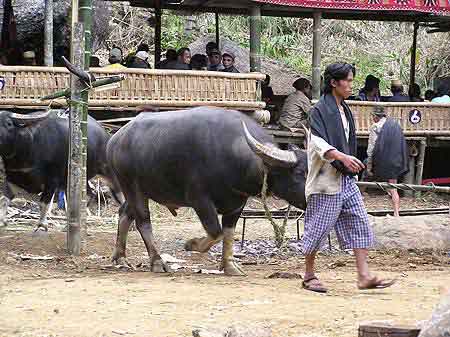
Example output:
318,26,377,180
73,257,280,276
409,109,422,124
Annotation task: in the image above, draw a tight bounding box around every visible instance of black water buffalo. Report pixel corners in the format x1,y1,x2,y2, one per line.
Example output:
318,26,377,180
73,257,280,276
107,107,307,276
0,110,123,230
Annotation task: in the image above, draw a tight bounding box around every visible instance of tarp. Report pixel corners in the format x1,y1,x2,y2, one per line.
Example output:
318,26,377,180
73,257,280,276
253,0,450,14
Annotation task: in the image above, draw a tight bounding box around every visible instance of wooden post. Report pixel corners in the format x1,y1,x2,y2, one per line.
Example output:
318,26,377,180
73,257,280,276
67,22,85,255
402,142,417,197
414,140,427,197
215,12,220,47
312,11,322,100
1,0,13,49
249,6,261,72
409,22,419,88
44,0,53,66
154,0,162,68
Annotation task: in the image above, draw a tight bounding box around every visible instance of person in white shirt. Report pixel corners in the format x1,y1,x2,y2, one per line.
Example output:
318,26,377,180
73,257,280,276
302,63,396,293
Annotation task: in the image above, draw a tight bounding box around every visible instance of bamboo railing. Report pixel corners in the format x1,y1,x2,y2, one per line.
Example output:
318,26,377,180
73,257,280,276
0,66,266,110
348,100,450,136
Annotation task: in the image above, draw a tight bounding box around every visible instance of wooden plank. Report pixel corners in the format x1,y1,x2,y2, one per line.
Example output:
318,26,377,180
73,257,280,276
358,324,420,337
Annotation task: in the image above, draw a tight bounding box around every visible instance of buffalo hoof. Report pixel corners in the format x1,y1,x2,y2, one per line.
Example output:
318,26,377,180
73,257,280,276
221,259,247,277
151,258,172,273
184,236,220,253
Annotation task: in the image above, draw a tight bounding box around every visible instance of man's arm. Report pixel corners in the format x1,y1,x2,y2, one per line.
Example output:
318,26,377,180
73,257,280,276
366,125,377,174
310,133,365,174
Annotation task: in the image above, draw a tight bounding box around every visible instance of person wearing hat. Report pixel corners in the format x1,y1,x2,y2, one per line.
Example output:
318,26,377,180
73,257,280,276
366,106,408,217
279,78,312,132
207,48,224,71
105,47,126,69
387,79,409,102
357,75,380,102
221,52,239,73
128,50,150,69
23,51,36,66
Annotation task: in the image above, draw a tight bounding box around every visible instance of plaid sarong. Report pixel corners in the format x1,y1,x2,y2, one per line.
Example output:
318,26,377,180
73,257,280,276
302,175,374,254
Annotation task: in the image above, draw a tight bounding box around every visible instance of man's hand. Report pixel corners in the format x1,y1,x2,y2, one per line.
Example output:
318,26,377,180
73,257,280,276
326,150,365,173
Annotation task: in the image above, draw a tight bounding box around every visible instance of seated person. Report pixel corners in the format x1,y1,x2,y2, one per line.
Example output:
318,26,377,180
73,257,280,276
190,54,208,70
279,78,312,131
424,89,436,102
207,48,224,71
206,41,218,56
262,74,274,104
409,83,423,102
386,80,409,102
23,51,37,66
176,48,192,70
128,51,150,69
357,75,380,101
89,56,100,67
104,47,126,69
156,49,177,69
221,52,239,73
431,84,450,103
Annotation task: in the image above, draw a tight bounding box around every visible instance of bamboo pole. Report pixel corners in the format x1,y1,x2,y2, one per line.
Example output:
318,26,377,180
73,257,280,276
356,181,450,194
39,75,125,100
409,22,419,89
67,22,85,255
215,12,220,47
154,0,162,67
414,140,427,197
312,11,322,100
44,0,54,66
249,6,261,72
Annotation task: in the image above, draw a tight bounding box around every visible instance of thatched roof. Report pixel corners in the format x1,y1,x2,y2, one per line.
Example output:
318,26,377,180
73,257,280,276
189,36,303,96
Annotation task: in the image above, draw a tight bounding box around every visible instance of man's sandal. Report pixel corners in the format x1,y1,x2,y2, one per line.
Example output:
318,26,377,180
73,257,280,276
302,276,328,293
358,277,397,290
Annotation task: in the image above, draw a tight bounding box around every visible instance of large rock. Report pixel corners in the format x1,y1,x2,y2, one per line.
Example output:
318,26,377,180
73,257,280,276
12,0,111,64
419,293,450,337
371,215,450,250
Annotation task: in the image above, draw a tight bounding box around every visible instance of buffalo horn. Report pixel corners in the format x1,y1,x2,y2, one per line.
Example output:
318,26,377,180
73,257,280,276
300,122,309,149
10,111,51,125
242,121,297,168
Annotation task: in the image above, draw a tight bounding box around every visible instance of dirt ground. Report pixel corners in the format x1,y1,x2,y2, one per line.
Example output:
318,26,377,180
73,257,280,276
1,206,450,337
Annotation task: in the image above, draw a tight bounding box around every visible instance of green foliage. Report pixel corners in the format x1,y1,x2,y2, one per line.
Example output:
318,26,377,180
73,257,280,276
161,14,195,51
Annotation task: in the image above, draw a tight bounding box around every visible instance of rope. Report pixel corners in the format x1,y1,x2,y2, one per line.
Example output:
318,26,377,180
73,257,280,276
261,167,287,247
357,181,441,193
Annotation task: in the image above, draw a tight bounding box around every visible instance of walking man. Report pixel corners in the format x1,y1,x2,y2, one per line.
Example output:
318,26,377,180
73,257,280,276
302,63,396,293
366,106,409,217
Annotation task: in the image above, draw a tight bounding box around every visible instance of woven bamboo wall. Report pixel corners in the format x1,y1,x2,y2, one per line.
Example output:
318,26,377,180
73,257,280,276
0,66,266,110
348,101,450,136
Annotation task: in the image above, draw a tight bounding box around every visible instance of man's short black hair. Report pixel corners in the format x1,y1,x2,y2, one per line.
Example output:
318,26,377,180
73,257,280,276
165,49,177,61
137,43,150,52
293,78,311,91
424,89,436,101
177,47,190,57
323,62,355,94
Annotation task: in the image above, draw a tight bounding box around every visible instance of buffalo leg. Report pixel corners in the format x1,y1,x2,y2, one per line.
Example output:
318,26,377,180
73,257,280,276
0,182,15,227
220,207,246,276
111,202,135,268
35,188,55,231
185,199,223,253
134,197,170,273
